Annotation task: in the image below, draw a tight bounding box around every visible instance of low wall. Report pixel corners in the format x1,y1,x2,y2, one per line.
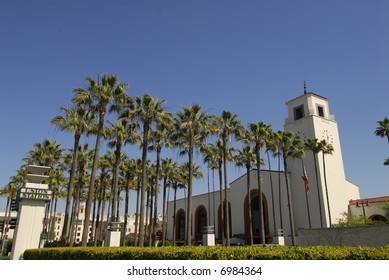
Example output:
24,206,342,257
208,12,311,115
297,225,389,247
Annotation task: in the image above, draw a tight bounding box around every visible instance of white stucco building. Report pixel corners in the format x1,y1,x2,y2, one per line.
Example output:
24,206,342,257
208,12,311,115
166,89,361,245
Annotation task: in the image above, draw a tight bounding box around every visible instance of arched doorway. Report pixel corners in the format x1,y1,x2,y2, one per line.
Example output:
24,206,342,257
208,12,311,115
195,205,207,241
369,214,387,223
244,190,270,244
175,209,186,241
217,201,232,239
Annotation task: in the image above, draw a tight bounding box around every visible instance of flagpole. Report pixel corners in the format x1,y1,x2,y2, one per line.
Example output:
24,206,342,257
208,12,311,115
302,160,311,229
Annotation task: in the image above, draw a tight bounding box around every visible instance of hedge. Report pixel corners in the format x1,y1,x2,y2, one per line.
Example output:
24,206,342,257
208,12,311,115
23,245,389,260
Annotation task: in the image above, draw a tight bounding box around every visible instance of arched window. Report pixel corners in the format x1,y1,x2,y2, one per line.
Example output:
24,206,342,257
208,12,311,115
175,209,186,241
195,205,207,241
369,214,387,223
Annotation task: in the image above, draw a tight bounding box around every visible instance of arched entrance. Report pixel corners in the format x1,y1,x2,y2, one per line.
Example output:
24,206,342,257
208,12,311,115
175,209,186,241
244,190,270,244
195,205,207,241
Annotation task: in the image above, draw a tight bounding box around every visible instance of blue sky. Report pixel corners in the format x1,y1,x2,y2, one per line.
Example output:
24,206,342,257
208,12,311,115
1,0,388,213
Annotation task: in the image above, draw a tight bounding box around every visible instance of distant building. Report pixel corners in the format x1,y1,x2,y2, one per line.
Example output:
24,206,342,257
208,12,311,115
348,196,389,222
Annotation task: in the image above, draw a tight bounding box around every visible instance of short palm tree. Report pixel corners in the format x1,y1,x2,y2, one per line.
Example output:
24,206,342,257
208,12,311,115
51,105,94,243
202,140,224,244
235,145,257,245
304,138,324,228
160,158,178,245
319,139,334,227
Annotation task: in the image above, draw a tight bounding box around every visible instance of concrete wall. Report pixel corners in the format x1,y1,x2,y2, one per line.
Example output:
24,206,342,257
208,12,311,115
297,225,389,247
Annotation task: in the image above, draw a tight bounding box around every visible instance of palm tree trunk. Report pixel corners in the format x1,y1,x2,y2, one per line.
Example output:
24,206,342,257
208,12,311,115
218,161,225,245
111,141,122,222
313,153,324,227
134,182,140,246
152,148,161,246
278,154,283,229
284,157,296,246
222,137,230,246
186,137,194,246
122,179,130,246
82,109,105,246
172,185,177,246
161,177,168,246
61,130,80,244
267,151,277,233
323,153,332,227
256,146,265,245
246,166,253,245
138,123,150,247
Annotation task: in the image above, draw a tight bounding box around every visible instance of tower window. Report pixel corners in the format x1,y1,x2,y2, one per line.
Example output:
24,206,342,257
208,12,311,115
317,106,324,117
294,105,305,120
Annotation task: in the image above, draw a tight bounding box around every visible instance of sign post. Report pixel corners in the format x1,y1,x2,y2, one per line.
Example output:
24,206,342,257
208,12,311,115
10,165,52,260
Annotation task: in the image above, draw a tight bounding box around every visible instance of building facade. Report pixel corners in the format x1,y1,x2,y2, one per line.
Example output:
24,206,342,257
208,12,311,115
166,90,361,245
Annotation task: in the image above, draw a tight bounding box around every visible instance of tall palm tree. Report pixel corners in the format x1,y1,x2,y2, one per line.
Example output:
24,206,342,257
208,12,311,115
319,139,334,227
51,105,94,243
264,131,278,233
73,73,127,246
121,94,167,247
147,112,173,245
235,145,257,245
241,121,271,244
304,138,324,228
279,131,305,246
172,104,210,245
217,110,241,246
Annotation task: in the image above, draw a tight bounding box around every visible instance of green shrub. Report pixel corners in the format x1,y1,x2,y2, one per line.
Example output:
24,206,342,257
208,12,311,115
23,245,389,260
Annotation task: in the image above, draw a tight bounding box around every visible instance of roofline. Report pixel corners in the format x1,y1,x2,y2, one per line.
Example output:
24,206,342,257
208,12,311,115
349,196,389,205
286,92,328,105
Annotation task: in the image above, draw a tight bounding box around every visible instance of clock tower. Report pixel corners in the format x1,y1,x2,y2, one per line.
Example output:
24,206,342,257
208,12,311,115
283,87,360,229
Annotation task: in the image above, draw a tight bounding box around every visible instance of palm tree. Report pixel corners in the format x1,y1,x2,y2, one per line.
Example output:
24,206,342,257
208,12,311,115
0,182,19,240
106,119,130,223
271,131,284,230
120,157,136,245
319,139,334,227
265,132,277,234
160,158,178,246
121,94,167,246
51,105,94,244
304,138,324,228
235,145,257,245
279,131,305,245
172,104,210,245
93,153,111,245
68,144,93,246
73,73,127,246
170,166,186,246
241,121,271,244
217,110,241,246
375,117,389,144
147,112,173,245
25,139,63,167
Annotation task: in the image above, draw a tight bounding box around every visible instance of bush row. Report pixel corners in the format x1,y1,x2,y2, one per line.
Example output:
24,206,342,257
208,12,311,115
23,245,389,260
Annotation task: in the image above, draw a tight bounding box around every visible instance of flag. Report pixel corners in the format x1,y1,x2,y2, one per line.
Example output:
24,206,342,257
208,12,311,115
302,164,310,193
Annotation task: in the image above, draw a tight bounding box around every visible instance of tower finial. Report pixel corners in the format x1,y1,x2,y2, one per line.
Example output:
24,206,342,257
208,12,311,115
304,81,307,94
